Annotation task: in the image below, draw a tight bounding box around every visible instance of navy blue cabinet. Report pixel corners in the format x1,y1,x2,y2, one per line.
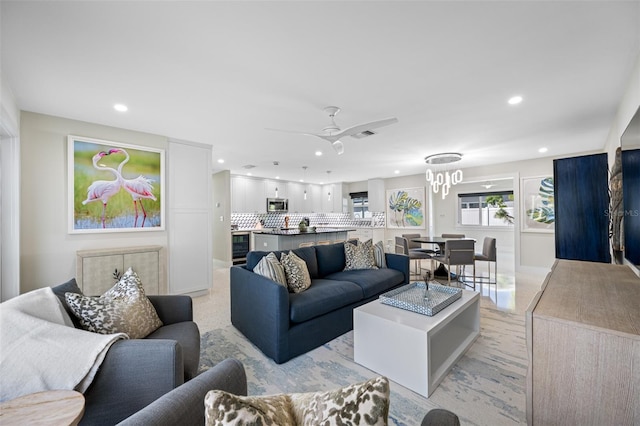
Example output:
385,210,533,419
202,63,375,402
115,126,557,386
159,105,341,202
553,153,611,263
622,149,640,266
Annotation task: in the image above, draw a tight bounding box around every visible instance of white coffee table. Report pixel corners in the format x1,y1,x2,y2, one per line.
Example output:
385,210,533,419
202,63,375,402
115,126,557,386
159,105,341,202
354,287,480,397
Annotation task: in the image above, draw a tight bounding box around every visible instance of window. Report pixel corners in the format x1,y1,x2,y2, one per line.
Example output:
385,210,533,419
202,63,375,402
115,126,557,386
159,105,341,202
349,192,371,218
458,191,514,227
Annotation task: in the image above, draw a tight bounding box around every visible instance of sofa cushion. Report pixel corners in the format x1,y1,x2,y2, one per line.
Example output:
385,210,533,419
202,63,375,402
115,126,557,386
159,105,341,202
344,239,378,270
325,268,405,299
289,279,364,323
315,242,346,277
65,268,163,339
252,252,287,286
280,251,312,293
247,246,319,279
374,241,387,268
204,376,389,426
51,278,83,328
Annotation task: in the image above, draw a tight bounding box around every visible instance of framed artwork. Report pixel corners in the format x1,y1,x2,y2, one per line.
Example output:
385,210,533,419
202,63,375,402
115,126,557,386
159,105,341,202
68,135,165,233
521,176,555,233
386,187,426,229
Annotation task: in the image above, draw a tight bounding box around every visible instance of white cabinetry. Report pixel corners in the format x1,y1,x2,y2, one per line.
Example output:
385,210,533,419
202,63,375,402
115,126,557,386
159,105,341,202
287,182,304,213
310,184,322,213
322,183,345,213
265,180,287,199
231,176,266,213
348,228,385,244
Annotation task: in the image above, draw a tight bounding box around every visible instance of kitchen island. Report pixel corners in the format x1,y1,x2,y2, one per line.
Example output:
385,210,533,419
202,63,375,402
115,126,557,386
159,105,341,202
253,228,354,251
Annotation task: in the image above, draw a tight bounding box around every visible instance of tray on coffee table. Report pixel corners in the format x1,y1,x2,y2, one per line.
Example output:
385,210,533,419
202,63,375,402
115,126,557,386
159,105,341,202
379,282,462,316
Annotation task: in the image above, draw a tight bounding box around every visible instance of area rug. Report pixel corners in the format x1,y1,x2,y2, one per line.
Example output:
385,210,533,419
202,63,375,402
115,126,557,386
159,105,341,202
200,306,527,426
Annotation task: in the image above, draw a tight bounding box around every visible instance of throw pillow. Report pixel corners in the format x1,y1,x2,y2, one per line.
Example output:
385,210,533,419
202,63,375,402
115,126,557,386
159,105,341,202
344,238,378,270
280,251,312,293
65,268,163,339
204,376,390,426
373,240,387,268
253,252,287,286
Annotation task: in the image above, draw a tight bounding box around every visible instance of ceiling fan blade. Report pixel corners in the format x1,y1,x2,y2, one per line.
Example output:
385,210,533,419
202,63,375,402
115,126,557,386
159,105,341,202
337,117,399,139
264,127,318,137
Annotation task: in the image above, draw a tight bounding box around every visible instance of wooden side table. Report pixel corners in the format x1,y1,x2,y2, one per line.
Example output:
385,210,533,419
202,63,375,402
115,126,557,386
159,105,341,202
0,390,84,425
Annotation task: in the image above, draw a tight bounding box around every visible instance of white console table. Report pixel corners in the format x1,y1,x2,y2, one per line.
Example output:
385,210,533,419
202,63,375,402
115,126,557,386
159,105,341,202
354,289,480,397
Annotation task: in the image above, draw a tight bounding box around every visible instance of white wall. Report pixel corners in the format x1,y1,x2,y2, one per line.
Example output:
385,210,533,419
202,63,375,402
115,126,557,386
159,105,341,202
212,170,231,267
20,112,168,293
1,72,21,301
604,52,640,162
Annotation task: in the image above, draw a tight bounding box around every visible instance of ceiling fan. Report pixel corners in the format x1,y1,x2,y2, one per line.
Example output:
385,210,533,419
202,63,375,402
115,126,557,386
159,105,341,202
266,106,398,155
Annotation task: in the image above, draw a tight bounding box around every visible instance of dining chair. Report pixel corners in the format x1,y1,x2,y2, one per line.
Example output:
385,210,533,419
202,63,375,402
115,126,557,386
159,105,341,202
433,239,476,289
441,233,465,239
298,242,315,248
395,236,432,278
474,237,497,285
402,233,438,256
316,240,332,245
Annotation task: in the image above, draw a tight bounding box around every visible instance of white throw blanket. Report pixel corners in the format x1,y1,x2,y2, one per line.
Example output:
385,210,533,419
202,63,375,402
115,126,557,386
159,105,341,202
0,287,126,401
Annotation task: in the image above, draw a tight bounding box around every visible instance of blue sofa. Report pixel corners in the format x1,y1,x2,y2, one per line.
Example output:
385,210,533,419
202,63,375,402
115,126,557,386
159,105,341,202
230,241,410,364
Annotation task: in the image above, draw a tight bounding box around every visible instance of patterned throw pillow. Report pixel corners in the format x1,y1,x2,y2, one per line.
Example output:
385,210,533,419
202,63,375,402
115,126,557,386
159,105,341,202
373,240,387,268
204,376,390,426
65,268,163,339
253,252,287,286
344,239,378,270
280,251,312,293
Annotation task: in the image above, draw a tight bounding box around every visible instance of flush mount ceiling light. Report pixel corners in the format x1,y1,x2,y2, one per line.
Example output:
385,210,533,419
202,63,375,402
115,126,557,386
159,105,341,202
508,96,523,105
113,103,128,112
425,152,463,199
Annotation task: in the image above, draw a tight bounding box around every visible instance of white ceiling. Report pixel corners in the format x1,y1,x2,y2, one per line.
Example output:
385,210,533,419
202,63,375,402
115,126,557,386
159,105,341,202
2,1,639,184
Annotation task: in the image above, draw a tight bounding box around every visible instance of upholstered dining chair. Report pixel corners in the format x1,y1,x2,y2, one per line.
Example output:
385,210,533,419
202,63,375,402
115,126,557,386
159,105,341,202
395,236,432,278
433,239,476,289
402,233,438,256
441,233,465,239
474,237,497,285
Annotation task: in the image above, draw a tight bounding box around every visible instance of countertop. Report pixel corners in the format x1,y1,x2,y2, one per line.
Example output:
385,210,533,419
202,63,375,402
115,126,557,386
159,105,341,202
253,227,355,236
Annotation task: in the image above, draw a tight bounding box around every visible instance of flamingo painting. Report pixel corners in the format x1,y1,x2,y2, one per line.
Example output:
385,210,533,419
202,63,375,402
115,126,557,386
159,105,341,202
81,151,122,228
108,148,157,227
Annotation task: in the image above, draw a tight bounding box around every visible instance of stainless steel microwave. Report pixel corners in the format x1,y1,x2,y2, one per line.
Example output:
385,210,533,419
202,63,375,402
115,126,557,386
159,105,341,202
267,198,288,212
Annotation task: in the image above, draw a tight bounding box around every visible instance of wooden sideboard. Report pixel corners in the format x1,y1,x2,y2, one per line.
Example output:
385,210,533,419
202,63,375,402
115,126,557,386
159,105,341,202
526,259,640,425
76,245,165,296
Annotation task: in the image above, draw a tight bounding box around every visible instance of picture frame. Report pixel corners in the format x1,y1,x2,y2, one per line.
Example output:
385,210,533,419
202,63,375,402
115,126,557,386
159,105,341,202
386,187,426,229
520,176,555,233
68,135,165,233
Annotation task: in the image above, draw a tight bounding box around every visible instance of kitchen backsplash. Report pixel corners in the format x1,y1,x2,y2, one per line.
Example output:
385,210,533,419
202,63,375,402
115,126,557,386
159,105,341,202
231,212,385,230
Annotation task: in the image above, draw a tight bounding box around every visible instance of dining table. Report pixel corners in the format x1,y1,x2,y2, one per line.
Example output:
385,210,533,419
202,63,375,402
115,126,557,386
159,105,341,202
410,236,456,278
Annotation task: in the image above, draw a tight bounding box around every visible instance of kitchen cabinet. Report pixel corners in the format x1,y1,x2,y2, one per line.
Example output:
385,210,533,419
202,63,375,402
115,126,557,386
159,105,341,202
265,179,287,199
287,182,304,213
348,228,385,244
231,175,266,213
308,184,322,212
322,183,345,213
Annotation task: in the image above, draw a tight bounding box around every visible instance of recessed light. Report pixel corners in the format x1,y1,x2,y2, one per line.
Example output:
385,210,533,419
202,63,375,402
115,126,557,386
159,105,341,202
113,103,128,112
217,158,224,164
247,172,252,176
394,170,400,174
315,151,323,156
299,179,304,183
538,147,548,153
508,96,523,105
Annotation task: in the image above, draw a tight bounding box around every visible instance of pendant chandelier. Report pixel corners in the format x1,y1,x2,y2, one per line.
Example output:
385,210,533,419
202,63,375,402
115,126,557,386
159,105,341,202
425,153,463,199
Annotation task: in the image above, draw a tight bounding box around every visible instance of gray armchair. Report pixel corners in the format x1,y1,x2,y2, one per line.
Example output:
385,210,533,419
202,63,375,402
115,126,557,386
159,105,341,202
51,279,221,426
118,358,247,426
